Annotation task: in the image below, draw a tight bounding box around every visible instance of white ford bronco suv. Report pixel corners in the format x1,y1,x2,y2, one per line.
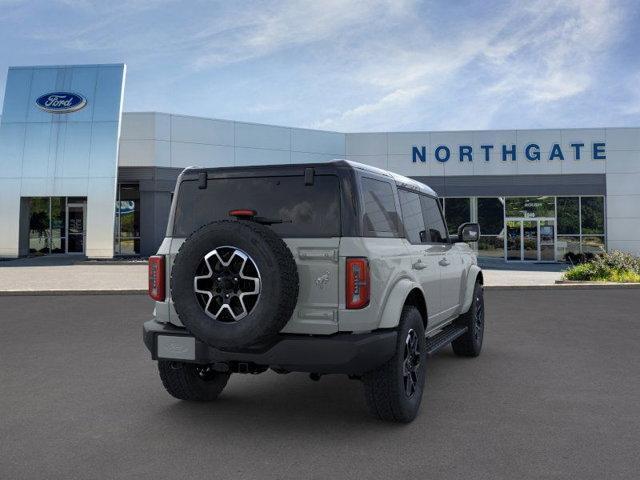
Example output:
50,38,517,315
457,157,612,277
143,160,484,422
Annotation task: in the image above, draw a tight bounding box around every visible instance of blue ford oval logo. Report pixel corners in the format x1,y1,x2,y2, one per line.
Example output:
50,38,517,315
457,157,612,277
35,92,87,114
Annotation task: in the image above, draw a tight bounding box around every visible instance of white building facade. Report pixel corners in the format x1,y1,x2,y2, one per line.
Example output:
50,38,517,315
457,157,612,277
1,64,639,261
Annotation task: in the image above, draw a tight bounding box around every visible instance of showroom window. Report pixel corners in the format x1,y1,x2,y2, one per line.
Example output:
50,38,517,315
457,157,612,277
477,197,505,258
114,184,141,255
505,196,555,218
442,197,471,235
580,197,605,254
556,196,605,258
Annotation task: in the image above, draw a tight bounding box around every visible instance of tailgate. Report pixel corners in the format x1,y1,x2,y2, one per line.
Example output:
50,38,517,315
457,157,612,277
280,238,341,335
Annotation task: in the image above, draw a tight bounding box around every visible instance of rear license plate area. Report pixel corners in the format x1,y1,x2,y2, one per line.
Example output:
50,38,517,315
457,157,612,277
157,335,196,360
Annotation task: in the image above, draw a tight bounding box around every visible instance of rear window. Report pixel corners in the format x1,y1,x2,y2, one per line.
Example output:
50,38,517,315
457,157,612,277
172,175,341,238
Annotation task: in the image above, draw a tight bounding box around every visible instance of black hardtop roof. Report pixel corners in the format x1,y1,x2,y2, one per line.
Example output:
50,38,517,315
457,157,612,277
180,159,436,196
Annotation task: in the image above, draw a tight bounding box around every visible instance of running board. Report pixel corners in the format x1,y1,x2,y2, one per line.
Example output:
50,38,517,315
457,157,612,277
425,324,468,356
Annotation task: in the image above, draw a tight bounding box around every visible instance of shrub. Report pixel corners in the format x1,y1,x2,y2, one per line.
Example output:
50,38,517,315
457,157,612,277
563,250,640,282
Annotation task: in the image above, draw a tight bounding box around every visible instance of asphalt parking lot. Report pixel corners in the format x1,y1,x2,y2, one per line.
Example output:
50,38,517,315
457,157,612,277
1,289,639,480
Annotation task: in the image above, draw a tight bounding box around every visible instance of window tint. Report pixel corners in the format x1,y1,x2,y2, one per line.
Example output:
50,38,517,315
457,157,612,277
398,189,426,244
361,177,400,236
420,196,448,243
173,175,341,238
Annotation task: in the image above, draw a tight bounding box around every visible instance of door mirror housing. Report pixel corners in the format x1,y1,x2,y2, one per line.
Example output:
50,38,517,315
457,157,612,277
457,222,480,243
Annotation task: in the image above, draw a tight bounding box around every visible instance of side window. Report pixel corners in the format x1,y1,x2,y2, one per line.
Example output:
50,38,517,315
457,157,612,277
361,177,400,237
398,189,426,244
420,195,448,243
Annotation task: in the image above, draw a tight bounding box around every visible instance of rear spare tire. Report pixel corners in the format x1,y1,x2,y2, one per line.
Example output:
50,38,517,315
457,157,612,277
171,220,299,349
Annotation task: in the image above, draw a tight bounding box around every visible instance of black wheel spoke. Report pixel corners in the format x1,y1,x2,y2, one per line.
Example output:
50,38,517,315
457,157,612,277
402,329,422,398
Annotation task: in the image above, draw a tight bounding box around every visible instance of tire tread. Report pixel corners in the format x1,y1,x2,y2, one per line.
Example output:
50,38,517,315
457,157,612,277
158,361,229,401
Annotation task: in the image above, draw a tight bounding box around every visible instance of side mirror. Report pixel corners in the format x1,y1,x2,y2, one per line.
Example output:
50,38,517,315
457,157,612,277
457,222,480,243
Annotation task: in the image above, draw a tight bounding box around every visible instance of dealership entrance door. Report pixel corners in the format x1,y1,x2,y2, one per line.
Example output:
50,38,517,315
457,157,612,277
505,218,556,262
66,202,86,254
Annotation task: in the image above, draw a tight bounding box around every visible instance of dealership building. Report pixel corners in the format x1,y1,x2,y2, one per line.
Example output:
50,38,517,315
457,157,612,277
1,63,639,261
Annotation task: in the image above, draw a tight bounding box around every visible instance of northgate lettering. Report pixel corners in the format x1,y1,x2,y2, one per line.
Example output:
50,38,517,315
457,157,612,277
411,143,606,163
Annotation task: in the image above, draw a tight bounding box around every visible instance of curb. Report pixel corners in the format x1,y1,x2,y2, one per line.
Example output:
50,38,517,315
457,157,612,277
0,289,147,296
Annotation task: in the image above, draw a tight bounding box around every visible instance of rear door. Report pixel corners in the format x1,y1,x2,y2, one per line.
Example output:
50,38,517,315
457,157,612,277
419,194,451,328
397,189,443,322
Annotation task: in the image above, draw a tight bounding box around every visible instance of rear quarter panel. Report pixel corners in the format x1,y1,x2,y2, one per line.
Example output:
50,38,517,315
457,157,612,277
338,237,419,332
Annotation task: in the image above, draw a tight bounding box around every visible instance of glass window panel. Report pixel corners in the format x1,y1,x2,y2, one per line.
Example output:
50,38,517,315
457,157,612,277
505,196,555,218
29,197,50,237
557,236,581,259
29,236,49,254
174,175,343,238
118,200,139,237
581,197,605,234
478,198,504,235
557,197,579,235
506,220,522,260
50,235,65,254
118,238,140,255
360,178,400,236
51,197,65,238
67,233,84,253
478,236,503,258
398,189,426,244
29,197,50,254
420,196,448,243
67,205,84,235
522,220,538,261
444,198,470,235
582,236,605,254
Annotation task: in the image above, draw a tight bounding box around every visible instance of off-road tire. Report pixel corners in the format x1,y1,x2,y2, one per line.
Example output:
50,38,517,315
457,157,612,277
171,220,299,349
452,281,484,357
362,305,427,423
158,361,230,401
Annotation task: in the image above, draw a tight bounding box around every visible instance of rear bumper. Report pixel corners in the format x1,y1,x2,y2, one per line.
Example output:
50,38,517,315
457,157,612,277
143,319,397,375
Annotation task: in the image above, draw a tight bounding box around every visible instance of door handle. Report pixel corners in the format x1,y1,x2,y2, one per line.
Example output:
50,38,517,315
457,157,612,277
412,259,427,270
439,258,450,267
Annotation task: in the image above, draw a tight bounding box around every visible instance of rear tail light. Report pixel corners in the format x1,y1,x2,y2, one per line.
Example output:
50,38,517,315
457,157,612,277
346,257,370,309
148,255,165,301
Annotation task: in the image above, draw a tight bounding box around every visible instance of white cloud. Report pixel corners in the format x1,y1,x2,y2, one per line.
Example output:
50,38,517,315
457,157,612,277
314,0,625,130
190,0,412,69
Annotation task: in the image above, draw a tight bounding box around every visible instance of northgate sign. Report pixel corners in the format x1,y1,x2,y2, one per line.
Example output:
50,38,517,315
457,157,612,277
411,142,606,163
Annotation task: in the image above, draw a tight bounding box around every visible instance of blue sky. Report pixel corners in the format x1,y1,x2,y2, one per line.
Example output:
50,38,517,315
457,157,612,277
1,0,639,131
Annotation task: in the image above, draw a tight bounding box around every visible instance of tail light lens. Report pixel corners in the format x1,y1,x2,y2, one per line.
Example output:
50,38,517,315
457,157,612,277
346,257,370,309
148,255,165,301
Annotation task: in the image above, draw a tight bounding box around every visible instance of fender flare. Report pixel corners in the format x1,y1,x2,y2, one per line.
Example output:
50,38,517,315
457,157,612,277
460,265,483,314
378,277,426,329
